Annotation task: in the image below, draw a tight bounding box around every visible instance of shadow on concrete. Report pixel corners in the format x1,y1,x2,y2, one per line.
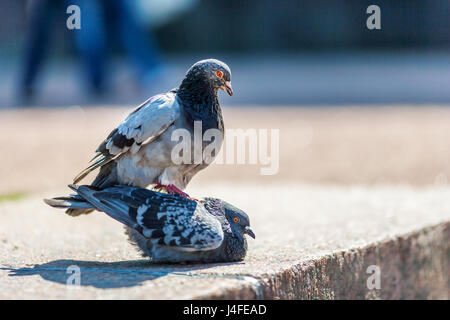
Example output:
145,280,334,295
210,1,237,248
3,259,244,289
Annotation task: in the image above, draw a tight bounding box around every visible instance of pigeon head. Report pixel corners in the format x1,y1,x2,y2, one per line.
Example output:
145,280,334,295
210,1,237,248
183,59,233,96
203,197,255,240
222,200,255,239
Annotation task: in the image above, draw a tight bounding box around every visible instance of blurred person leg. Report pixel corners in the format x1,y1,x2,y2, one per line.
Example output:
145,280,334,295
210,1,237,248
69,0,106,95
18,0,55,103
113,0,165,90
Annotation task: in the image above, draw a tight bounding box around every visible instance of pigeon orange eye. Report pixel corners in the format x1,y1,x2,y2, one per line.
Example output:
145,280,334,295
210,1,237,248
233,217,239,222
216,71,223,78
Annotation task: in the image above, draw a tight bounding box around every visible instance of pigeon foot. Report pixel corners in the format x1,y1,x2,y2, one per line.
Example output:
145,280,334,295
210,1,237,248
154,183,198,201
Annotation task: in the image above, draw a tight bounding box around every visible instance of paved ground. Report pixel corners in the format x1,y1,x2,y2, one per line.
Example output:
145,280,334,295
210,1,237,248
2,106,450,194
1,106,450,299
1,184,449,299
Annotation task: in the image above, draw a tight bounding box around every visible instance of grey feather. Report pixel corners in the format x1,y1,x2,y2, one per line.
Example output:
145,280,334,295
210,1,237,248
71,60,231,202
44,184,254,263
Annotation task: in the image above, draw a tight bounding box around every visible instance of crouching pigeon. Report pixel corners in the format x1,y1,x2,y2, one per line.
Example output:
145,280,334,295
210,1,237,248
69,59,232,216
44,185,255,263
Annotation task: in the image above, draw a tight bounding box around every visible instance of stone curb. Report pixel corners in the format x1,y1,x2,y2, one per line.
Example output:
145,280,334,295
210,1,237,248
209,222,450,299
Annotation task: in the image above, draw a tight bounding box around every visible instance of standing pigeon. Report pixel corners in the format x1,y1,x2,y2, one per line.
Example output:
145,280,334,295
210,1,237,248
44,185,255,263
69,59,233,216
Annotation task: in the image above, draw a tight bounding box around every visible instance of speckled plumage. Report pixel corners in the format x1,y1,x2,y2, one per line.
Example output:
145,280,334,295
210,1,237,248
68,59,232,216
44,185,254,263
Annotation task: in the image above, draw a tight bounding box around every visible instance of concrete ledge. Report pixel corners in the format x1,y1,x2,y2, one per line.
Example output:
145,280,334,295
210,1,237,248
257,222,450,299
0,184,449,299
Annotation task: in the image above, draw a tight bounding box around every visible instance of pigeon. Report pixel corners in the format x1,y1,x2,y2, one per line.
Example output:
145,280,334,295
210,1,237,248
69,59,232,216
44,185,255,263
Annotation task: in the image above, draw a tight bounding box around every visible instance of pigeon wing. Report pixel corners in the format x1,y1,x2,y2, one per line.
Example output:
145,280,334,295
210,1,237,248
75,185,224,251
136,196,224,251
73,92,180,184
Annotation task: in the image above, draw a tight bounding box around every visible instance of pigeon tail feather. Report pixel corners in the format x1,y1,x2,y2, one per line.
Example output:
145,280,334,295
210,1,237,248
43,192,95,216
43,184,95,216
75,185,138,229
73,154,112,184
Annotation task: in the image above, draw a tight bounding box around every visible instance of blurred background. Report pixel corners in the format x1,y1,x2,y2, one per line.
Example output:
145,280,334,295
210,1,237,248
0,0,450,194
0,0,449,106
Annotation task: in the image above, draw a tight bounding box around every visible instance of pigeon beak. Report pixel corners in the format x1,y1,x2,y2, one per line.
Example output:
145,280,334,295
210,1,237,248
224,81,233,96
244,226,255,239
